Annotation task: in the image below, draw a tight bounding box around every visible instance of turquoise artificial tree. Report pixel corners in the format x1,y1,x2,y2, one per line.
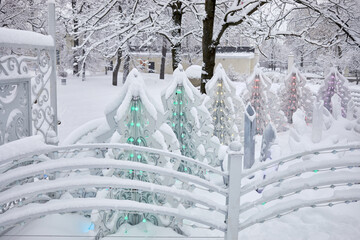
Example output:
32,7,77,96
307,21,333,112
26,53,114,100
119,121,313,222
161,64,220,168
91,69,181,236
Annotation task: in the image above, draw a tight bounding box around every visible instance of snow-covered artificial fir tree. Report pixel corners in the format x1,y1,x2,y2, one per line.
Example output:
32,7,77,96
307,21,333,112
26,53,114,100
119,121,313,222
205,64,244,145
161,64,221,167
88,69,182,236
244,67,285,134
280,67,314,123
319,68,353,118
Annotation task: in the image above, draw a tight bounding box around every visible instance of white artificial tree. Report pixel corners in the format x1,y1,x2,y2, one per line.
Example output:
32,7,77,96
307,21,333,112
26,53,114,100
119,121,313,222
244,66,285,134
161,64,221,167
319,68,353,118
205,63,244,145
280,67,314,123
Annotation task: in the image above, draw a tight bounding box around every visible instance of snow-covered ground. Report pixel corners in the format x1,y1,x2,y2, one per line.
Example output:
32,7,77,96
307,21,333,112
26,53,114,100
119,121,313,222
57,73,172,142
3,72,360,240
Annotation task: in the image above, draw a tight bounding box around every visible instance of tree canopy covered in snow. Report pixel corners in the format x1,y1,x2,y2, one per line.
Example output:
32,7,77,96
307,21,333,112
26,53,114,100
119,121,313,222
2,0,359,85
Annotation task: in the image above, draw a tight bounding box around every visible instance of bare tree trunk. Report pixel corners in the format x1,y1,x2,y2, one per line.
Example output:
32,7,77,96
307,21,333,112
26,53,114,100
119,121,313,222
122,53,130,84
82,49,86,81
160,37,167,79
112,49,122,86
170,1,182,71
72,0,79,76
201,0,216,94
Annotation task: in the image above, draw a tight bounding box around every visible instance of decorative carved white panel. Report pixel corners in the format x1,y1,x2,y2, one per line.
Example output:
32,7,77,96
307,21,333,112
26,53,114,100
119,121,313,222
0,78,31,145
0,50,57,145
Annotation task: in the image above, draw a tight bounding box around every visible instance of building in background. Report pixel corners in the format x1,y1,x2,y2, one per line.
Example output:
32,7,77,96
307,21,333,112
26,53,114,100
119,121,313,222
113,46,258,77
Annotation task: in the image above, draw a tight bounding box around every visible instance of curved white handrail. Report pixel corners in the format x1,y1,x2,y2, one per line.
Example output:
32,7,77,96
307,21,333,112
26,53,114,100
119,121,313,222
0,158,228,195
240,171,360,213
0,198,227,232
243,144,360,178
1,143,227,177
0,176,226,214
240,157,360,196
239,189,360,231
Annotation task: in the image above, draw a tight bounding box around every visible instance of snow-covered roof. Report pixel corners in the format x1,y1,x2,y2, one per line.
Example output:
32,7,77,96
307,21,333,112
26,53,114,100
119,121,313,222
217,52,254,59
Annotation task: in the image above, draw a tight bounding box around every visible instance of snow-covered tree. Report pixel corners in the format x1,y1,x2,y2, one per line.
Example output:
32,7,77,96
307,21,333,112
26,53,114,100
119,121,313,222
152,0,202,71
205,64,244,145
0,0,48,33
244,67,285,134
71,0,156,84
200,0,360,93
319,68,352,118
280,67,314,123
162,64,220,167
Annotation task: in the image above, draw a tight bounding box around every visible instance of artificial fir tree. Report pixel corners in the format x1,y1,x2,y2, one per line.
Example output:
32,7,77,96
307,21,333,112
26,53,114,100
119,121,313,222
280,67,314,123
244,67,285,134
162,64,220,167
319,68,352,118
205,64,244,145
90,69,182,237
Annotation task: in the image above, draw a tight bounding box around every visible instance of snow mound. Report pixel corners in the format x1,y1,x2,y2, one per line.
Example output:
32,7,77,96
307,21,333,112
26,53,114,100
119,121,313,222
185,65,202,79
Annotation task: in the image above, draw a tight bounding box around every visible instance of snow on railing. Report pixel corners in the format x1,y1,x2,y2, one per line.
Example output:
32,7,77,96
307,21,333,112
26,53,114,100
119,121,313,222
0,139,234,238
237,144,360,232
0,158,227,195
242,144,360,178
0,199,227,232
239,189,360,231
0,176,227,214
1,138,359,239
0,2,58,145
240,171,360,213
241,156,360,196
0,143,227,177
